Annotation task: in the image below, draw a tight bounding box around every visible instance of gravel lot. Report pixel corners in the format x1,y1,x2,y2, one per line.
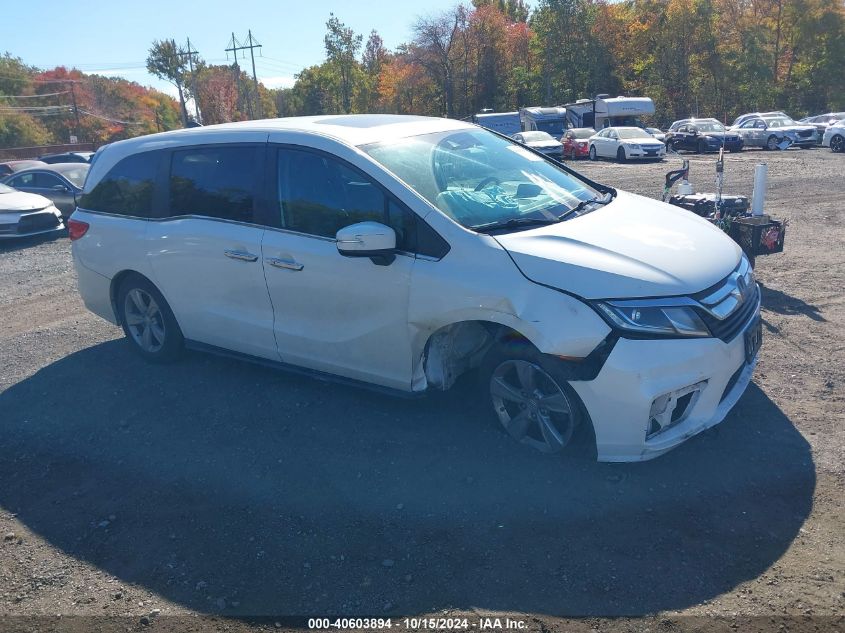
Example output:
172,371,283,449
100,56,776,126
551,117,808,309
0,147,842,632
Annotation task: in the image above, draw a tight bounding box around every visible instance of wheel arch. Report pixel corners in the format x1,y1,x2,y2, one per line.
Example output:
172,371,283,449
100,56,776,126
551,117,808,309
109,270,161,326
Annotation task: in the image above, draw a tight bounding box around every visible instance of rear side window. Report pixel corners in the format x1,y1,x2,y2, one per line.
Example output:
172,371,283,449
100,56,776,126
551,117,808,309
79,152,158,217
169,146,258,223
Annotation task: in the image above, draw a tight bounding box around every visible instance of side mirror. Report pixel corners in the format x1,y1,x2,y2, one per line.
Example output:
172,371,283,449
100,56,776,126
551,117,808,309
336,221,396,266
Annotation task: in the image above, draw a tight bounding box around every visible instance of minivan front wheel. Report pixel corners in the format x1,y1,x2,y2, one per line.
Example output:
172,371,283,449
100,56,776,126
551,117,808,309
481,347,582,454
117,277,183,362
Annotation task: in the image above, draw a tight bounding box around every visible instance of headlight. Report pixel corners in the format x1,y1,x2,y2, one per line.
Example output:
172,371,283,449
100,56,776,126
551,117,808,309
627,143,641,149
594,301,710,337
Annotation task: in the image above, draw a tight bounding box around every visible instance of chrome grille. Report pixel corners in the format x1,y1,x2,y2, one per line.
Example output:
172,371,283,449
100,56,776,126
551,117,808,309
17,211,62,234
694,259,760,342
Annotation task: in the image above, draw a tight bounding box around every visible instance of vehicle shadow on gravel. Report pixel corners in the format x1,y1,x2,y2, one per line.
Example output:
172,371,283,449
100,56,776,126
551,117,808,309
760,281,825,322
0,340,815,617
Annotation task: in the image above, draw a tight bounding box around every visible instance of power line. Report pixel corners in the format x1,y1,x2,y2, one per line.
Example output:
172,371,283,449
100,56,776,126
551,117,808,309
77,108,143,125
0,91,70,99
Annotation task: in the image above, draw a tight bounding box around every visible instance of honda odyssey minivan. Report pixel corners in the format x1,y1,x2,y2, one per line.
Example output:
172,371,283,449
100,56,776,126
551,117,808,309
70,115,761,462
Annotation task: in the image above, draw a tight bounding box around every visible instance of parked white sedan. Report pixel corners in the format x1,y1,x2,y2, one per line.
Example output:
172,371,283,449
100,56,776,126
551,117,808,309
822,119,845,153
70,114,757,462
589,127,666,161
0,183,64,240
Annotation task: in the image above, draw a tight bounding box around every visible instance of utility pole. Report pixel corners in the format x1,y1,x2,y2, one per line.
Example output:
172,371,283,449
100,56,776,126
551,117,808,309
69,81,81,142
225,31,262,120
246,30,262,119
181,37,201,123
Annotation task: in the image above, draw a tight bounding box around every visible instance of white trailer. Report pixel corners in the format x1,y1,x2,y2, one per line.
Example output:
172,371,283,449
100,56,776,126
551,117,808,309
472,111,522,136
564,95,655,130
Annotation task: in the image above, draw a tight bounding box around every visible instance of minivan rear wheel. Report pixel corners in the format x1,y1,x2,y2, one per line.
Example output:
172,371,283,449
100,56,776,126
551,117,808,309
117,276,183,362
479,344,585,455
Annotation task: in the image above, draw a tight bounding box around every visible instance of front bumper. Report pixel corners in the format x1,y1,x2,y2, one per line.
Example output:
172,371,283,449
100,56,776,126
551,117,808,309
627,146,665,159
0,209,65,240
706,139,744,151
569,318,758,462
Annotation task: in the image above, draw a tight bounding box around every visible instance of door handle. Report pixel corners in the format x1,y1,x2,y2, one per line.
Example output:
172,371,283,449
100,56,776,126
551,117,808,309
224,249,259,262
266,257,304,271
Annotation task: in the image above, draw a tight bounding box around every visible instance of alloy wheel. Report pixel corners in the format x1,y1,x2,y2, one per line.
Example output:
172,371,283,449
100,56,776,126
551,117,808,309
124,288,166,353
489,360,575,453
767,135,779,150
832,135,845,153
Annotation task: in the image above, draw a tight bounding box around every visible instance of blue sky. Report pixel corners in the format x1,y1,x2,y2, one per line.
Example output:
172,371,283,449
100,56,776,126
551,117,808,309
3,0,523,95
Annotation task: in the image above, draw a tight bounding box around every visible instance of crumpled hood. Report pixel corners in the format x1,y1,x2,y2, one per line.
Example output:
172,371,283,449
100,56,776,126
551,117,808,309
494,191,741,299
0,190,51,213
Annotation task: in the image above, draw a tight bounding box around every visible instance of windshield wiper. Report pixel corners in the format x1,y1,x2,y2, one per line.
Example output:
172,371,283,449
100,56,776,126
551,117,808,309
471,216,561,234
557,192,614,221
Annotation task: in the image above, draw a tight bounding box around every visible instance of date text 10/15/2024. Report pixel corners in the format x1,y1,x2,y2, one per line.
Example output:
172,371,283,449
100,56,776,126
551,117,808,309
307,617,529,630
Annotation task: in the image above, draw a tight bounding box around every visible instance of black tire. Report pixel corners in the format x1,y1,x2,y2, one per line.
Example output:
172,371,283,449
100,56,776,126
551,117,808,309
616,146,627,162
766,134,780,151
117,275,184,363
478,341,592,457
830,134,845,153
589,145,598,161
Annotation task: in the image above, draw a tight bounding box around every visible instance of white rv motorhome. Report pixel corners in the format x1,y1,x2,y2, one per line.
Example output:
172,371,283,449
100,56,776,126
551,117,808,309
519,107,567,139
564,95,655,130
473,111,522,136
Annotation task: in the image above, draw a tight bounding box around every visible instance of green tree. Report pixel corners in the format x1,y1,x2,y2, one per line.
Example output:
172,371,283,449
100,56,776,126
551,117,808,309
146,39,190,126
324,14,363,113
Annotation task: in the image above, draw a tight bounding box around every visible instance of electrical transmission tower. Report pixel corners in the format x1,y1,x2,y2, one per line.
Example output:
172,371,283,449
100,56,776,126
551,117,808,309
225,31,263,120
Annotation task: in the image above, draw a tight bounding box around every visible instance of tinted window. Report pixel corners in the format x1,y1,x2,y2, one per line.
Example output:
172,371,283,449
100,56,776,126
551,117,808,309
169,146,257,222
277,148,426,254
80,152,158,217
8,173,34,187
278,149,379,238
34,173,62,188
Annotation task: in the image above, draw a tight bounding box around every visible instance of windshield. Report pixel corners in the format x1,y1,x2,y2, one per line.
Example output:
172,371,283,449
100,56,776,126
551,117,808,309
520,131,554,142
0,184,14,194
59,167,88,187
617,128,650,139
363,128,599,231
571,129,594,139
696,121,726,132
535,120,565,136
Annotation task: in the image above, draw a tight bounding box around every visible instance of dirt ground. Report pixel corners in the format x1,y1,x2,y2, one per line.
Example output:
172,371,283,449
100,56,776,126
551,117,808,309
0,147,842,633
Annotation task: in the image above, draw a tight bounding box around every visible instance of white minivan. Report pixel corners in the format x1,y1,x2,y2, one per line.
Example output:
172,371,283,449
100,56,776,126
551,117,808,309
70,115,761,462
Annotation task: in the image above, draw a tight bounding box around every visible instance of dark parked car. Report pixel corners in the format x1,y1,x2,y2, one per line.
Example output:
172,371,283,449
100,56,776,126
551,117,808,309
1,163,89,219
38,151,94,164
665,118,743,153
0,159,48,177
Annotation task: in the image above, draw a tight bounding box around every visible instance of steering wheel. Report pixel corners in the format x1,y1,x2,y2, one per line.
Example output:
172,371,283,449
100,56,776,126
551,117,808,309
474,176,500,192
